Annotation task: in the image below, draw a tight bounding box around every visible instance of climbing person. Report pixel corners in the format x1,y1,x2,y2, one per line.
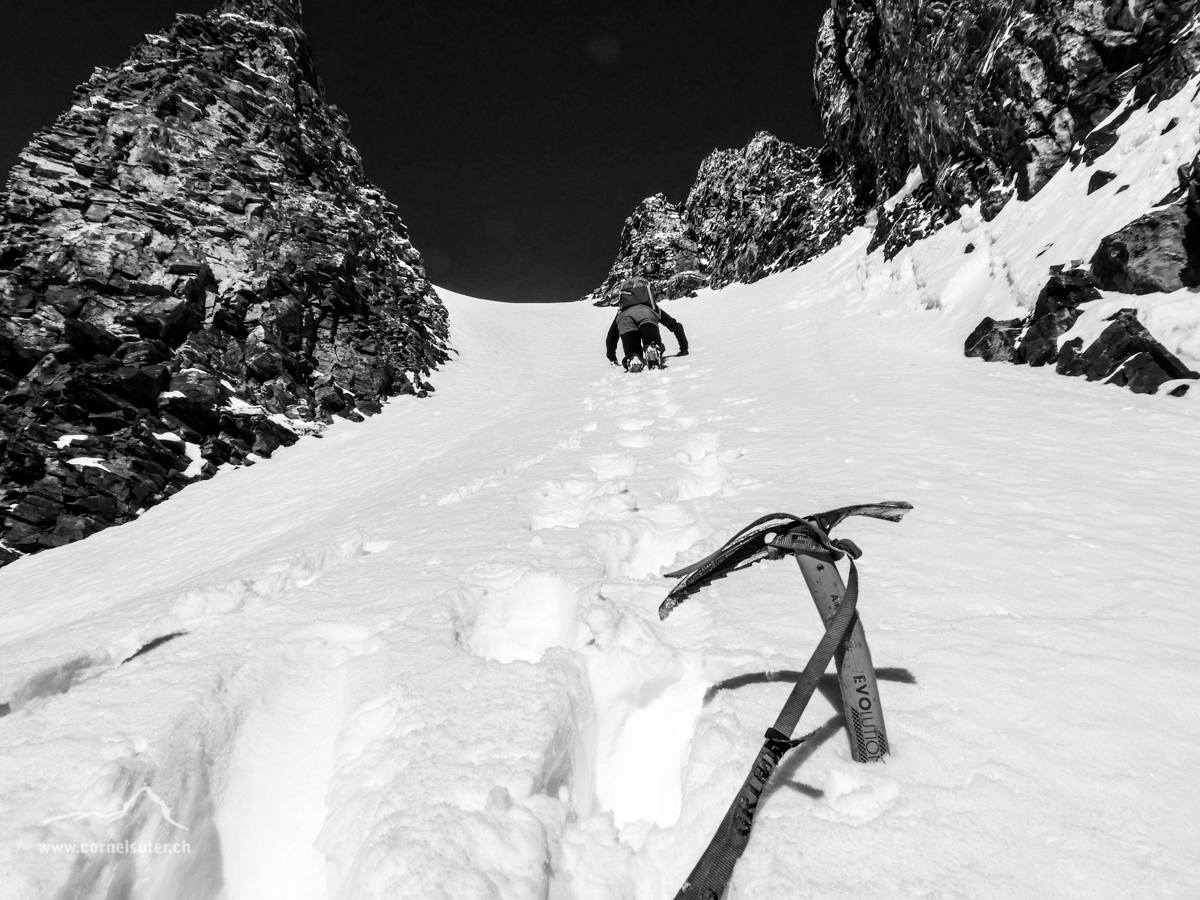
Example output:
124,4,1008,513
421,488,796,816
604,276,688,372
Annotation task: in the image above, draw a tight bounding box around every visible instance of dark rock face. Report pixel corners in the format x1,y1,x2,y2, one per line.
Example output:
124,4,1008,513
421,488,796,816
867,178,961,260
1018,268,1103,366
966,267,1198,394
816,0,1200,252
1057,307,1199,391
582,194,707,306
1090,201,1200,293
1088,170,1118,194
0,0,449,566
586,133,862,305
964,316,1024,363
679,134,860,290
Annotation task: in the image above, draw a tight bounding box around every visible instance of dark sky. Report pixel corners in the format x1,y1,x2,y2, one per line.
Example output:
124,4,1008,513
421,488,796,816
0,0,830,302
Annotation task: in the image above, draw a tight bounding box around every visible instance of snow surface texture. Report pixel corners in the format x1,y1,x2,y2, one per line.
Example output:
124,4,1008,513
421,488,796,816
2,82,1200,900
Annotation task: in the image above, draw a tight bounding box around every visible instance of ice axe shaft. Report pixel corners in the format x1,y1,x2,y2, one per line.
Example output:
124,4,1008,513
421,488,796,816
767,528,888,761
793,548,888,761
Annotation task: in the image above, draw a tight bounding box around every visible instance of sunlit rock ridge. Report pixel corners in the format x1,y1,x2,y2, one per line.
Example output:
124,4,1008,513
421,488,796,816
818,0,1200,255
587,1,1200,299
0,0,449,566
584,134,859,305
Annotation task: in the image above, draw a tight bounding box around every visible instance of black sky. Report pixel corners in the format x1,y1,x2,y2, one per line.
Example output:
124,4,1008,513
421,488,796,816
0,0,830,302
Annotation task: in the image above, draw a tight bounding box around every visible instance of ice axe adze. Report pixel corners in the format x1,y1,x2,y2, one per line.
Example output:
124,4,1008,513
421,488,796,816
660,501,912,900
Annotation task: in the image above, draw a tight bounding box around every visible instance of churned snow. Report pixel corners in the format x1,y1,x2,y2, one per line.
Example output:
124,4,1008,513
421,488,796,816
1,80,1199,900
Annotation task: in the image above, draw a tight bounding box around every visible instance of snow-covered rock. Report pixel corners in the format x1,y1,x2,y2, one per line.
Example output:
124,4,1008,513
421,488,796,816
817,0,1200,226
1091,197,1200,293
965,74,1200,394
967,266,1199,393
0,0,449,566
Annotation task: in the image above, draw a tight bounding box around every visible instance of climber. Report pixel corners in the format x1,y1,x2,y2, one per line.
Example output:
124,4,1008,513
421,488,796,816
604,276,688,372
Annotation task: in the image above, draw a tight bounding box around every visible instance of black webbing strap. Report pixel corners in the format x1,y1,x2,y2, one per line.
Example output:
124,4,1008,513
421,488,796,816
674,561,860,900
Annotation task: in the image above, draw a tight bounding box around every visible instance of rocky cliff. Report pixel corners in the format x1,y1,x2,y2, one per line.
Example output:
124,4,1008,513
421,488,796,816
680,133,860,292
589,2,1200,302
0,0,449,566
817,0,1200,254
585,133,861,305
582,194,707,306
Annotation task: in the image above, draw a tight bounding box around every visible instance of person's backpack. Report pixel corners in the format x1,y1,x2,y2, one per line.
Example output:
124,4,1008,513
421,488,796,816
617,276,658,312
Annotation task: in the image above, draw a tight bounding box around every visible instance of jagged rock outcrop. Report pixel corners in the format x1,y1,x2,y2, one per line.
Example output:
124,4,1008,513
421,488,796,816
817,0,1200,258
965,268,1101,364
586,133,862,305
1058,306,1198,392
0,0,449,566
966,266,1198,394
866,176,964,260
1017,268,1103,366
582,194,707,306
963,315,1025,363
1091,199,1200,293
681,133,860,290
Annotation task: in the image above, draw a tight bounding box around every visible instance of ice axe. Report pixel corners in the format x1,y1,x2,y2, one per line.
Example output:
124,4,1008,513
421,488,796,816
660,501,912,900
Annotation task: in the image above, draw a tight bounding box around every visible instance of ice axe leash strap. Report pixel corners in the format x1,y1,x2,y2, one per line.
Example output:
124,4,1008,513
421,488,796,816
673,561,860,900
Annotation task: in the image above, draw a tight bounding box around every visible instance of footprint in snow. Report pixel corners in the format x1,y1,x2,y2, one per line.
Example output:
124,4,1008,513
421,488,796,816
676,433,722,463
615,433,654,449
811,769,900,825
452,567,592,664
583,505,709,580
519,479,638,530
617,418,655,431
657,402,684,418
587,453,638,479
672,454,731,501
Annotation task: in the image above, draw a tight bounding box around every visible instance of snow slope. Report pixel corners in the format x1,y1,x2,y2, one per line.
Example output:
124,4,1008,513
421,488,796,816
2,81,1200,900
